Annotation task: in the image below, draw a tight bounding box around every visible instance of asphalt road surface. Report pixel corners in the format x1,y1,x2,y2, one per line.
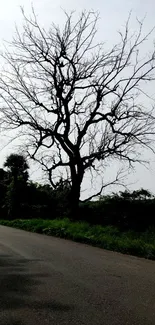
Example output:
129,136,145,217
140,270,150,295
0,226,155,325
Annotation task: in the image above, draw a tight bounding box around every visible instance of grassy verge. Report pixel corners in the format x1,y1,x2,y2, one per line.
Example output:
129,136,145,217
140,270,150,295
0,218,155,260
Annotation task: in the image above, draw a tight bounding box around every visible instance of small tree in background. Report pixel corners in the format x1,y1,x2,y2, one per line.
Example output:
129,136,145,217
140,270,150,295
4,153,29,183
1,9,155,216
3,154,29,218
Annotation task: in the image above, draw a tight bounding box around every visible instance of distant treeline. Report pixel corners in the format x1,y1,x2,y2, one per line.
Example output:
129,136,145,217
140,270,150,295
1,153,155,231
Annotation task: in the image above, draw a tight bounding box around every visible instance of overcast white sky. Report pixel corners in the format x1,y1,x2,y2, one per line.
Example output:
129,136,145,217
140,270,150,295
0,0,155,196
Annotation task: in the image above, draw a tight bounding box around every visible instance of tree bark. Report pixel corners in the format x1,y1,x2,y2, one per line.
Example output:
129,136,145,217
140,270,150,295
69,178,81,219
69,157,84,219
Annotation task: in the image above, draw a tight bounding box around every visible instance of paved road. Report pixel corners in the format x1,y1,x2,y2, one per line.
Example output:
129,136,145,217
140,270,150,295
0,227,155,325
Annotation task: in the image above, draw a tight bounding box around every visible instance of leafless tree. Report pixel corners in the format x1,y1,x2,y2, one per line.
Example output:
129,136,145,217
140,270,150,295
0,9,155,215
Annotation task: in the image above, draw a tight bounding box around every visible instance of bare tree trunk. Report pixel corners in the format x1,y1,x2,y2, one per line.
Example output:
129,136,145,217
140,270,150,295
69,181,81,219
69,158,84,219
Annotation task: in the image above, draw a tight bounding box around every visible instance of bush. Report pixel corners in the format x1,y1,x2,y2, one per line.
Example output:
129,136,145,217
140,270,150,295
79,193,155,231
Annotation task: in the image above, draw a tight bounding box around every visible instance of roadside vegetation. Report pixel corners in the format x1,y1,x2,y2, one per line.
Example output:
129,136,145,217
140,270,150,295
0,218,155,260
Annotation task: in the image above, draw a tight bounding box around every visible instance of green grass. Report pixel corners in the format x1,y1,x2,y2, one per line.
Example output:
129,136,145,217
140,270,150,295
0,218,155,260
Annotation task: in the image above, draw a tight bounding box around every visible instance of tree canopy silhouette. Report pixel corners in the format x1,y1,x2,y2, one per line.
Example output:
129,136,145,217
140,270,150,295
4,154,29,183
0,9,155,214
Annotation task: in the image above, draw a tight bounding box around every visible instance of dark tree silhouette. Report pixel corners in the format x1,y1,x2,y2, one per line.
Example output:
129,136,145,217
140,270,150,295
3,154,29,218
0,9,155,215
4,154,29,183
